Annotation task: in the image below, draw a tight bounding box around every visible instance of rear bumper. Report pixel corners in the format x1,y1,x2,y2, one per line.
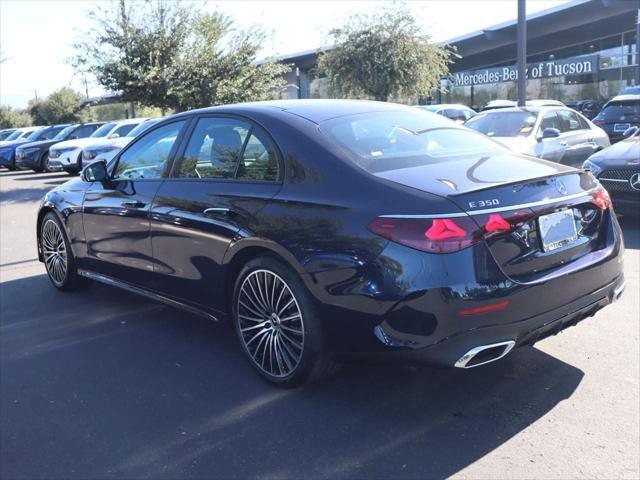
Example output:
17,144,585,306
314,209,625,366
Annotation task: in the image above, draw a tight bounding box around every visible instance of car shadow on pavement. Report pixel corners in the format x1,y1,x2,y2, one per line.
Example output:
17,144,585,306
1,273,584,479
14,173,73,182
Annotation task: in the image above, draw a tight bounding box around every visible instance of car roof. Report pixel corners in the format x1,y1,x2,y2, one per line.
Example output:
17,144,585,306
176,99,413,124
417,104,472,110
609,94,640,102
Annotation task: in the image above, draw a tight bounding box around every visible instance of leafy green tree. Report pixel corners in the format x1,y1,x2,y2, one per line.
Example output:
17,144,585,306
0,105,32,128
73,0,191,114
318,6,454,101
73,1,288,113
170,13,289,111
28,87,84,125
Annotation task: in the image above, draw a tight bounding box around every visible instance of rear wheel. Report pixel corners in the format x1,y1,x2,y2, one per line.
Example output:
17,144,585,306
233,256,335,387
40,212,87,290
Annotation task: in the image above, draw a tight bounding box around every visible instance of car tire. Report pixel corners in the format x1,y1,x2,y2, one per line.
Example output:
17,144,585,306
40,152,50,173
232,256,337,388
40,212,88,291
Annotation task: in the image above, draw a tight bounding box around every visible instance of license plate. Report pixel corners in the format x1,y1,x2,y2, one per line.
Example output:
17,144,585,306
614,123,631,132
538,209,578,252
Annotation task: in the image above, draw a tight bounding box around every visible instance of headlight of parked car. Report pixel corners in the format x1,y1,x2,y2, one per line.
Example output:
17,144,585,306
20,147,40,155
83,146,118,160
583,160,602,177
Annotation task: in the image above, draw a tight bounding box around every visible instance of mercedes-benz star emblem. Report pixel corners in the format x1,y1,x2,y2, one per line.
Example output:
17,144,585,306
556,178,567,195
630,173,640,191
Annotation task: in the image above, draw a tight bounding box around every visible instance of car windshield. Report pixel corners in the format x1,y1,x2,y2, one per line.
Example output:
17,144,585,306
90,122,117,138
601,101,640,120
53,125,76,141
127,119,162,137
112,122,139,137
25,128,47,141
37,125,67,140
465,111,537,137
321,110,507,174
4,130,24,141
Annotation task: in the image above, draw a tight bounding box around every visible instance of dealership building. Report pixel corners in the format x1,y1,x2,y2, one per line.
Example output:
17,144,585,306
277,0,640,109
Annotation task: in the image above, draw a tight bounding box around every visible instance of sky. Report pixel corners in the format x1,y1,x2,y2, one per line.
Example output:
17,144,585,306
0,0,571,109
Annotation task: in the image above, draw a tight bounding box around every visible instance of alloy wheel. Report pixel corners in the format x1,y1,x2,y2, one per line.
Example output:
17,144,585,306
237,269,305,378
42,219,68,286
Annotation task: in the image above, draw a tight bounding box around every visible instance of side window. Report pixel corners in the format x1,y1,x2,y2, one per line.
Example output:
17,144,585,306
236,129,279,181
577,114,591,130
112,123,137,138
113,121,185,180
540,112,561,131
71,125,94,139
174,117,249,179
558,110,583,132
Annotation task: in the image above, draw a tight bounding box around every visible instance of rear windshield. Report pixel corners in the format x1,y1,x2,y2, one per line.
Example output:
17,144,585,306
321,110,506,174
465,111,537,137
601,101,640,120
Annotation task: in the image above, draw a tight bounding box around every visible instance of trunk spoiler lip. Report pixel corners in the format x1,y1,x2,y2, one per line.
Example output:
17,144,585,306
445,170,584,197
380,189,595,219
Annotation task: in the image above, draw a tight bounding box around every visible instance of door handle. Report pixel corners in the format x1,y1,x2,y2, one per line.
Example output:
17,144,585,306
121,201,146,209
203,207,235,217
560,142,568,147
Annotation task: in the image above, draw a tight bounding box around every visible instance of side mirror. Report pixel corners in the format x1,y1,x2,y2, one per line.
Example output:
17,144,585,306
623,126,638,138
82,160,108,183
540,128,561,140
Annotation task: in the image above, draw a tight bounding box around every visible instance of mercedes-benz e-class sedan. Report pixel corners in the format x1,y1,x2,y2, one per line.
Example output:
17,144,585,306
37,100,625,387
465,106,609,167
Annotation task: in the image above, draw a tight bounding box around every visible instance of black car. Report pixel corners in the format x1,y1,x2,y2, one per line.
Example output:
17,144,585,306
565,100,602,120
15,122,105,173
37,100,625,387
584,128,640,215
593,94,640,143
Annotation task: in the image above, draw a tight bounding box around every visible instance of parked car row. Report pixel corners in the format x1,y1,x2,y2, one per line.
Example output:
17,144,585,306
0,117,160,174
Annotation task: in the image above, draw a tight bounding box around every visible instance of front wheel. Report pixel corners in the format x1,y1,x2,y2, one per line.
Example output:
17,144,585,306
232,256,335,387
40,212,87,290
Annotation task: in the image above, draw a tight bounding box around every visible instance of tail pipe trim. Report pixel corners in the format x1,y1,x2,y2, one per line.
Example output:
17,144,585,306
454,340,516,369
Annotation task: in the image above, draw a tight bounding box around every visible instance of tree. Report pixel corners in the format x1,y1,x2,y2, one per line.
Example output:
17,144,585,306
169,13,289,111
0,105,32,128
73,1,288,113
28,87,84,125
318,6,454,101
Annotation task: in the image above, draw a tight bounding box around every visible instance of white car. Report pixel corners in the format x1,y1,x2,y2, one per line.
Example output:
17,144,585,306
80,118,164,169
48,118,147,174
464,106,610,167
0,126,41,146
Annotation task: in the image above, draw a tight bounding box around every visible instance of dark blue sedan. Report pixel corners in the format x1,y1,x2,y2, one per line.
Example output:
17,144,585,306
36,100,625,386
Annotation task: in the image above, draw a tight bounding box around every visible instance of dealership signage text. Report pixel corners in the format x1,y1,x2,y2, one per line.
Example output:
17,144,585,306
452,55,598,87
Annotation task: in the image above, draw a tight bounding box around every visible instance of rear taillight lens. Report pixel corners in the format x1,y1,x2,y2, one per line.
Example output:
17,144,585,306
593,119,605,126
369,210,536,254
591,186,612,210
368,216,481,253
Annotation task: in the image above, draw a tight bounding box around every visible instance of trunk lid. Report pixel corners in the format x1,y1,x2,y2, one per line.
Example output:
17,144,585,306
375,154,606,283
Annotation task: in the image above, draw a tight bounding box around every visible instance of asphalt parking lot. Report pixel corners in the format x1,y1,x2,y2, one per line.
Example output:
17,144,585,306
1,169,638,479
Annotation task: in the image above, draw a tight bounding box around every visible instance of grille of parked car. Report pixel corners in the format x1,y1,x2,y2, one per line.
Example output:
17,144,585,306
598,169,640,193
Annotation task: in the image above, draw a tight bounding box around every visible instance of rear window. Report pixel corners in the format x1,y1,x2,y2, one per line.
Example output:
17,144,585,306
321,110,506,174
601,101,640,120
465,111,537,137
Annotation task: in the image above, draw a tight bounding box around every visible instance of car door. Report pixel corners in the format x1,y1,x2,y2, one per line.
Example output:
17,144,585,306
149,115,282,314
557,109,596,166
533,111,566,163
81,119,188,286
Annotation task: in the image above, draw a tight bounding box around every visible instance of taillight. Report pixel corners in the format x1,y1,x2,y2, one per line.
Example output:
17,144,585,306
593,119,605,126
591,186,612,210
368,216,481,253
369,210,536,254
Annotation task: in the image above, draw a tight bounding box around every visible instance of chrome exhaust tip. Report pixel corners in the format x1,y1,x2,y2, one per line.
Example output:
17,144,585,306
454,340,516,369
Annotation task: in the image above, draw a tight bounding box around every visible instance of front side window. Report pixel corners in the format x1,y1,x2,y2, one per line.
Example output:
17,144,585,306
539,112,561,131
465,111,537,137
174,117,250,179
112,121,186,180
557,110,583,132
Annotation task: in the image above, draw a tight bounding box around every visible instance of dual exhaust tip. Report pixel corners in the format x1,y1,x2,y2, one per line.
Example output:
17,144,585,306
455,340,516,369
